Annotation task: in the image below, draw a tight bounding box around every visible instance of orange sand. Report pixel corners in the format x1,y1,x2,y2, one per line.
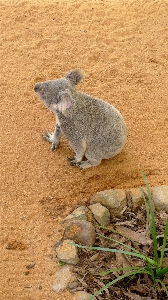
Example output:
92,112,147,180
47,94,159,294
1,0,168,299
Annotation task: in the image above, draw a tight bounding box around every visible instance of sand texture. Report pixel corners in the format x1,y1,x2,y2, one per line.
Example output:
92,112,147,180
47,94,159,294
1,0,168,299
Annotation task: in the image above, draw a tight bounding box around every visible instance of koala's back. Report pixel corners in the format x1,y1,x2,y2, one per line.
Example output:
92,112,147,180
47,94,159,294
58,91,127,159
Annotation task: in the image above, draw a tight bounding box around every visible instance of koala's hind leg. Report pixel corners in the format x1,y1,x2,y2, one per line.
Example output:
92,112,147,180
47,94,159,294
68,150,86,167
79,158,101,169
68,139,87,167
79,150,102,169
42,124,62,150
69,156,101,169
68,141,102,169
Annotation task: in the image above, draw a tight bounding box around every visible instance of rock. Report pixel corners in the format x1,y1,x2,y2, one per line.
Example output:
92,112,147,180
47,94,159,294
129,187,148,210
90,189,127,216
152,185,168,213
53,265,76,293
89,203,110,226
67,281,79,289
73,291,93,300
55,239,79,265
62,206,89,224
64,220,96,246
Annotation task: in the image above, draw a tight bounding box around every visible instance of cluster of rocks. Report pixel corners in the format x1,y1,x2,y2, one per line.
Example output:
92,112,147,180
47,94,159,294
52,185,168,300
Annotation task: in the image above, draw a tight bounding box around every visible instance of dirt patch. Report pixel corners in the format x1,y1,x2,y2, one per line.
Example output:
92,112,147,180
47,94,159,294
1,0,168,299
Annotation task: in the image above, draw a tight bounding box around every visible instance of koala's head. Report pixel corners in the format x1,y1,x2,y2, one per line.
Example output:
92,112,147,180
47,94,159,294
34,69,83,114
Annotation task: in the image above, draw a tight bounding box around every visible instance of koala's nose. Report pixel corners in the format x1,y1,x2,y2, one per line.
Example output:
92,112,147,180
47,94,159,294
34,83,41,92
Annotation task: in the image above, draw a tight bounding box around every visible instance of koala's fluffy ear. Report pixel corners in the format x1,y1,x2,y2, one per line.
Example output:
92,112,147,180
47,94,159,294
66,69,84,85
57,90,73,114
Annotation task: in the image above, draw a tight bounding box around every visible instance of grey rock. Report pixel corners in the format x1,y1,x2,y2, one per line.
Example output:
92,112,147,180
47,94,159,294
152,185,168,213
128,187,148,210
64,220,96,246
73,291,93,300
53,265,76,293
62,206,89,224
55,239,79,265
90,189,127,216
68,281,79,289
89,203,110,226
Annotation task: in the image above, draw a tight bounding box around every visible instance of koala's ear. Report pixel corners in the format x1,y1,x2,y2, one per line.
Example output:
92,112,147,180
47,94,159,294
66,69,84,85
57,90,73,114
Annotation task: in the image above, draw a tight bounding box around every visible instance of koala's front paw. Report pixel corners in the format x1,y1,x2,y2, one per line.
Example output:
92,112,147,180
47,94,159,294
42,130,54,142
51,143,59,151
42,131,59,150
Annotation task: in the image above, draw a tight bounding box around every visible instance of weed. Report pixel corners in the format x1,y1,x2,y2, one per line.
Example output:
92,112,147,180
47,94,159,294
73,172,168,299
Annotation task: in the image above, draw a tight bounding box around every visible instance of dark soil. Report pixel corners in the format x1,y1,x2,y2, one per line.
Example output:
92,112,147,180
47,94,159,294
69,194,168,299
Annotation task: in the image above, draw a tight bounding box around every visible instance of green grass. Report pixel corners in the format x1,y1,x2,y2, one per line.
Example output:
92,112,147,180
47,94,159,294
73,172,168,299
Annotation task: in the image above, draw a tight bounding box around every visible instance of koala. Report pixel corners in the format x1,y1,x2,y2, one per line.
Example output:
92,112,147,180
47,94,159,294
34,69,127,169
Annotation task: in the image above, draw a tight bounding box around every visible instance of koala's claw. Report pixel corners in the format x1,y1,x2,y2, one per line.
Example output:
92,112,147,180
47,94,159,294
51,143,58,151
42,130,59,150
67,156,76,161
67,157,87,168
42,130,53,141
69,159,81,167
69,160,77,166
45,130,52,137
68,157,81,167
42,134,48,141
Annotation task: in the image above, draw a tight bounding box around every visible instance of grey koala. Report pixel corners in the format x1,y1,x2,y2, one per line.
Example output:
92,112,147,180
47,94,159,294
34,69,127,169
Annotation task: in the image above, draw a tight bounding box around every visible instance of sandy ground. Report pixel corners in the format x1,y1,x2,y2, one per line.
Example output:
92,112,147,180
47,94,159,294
1,0,168,299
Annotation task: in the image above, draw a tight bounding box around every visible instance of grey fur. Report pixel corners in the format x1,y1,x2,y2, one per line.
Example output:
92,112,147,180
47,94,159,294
34,69,127,169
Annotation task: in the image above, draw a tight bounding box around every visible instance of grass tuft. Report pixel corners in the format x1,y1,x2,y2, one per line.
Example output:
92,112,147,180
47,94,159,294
72,172,168,299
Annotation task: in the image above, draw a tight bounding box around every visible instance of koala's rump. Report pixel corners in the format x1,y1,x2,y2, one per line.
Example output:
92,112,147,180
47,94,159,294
85,116,127,159
83,98,126,147
58,97,127,159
